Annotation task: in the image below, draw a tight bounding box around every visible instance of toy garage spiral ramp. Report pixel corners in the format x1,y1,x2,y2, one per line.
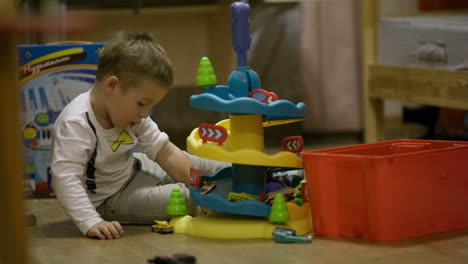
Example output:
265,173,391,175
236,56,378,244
167,1,313,239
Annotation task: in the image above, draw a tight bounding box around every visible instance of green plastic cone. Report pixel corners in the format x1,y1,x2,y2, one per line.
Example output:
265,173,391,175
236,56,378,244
166,188,187,216
196,57,217,88
269,193,290,224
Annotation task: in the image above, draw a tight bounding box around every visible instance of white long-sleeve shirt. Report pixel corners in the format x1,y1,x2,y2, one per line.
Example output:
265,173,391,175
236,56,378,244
51,91,169,235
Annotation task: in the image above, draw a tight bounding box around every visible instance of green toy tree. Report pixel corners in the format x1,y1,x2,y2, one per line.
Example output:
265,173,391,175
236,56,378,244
294,180,307,206
166,188,187,217
269,193,290,224
196,57,217,89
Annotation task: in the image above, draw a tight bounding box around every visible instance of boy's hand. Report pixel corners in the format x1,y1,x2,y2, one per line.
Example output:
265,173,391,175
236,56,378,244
87,221,124,240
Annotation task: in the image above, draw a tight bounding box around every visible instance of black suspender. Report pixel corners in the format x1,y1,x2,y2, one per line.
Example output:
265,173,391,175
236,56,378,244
85,112,97,194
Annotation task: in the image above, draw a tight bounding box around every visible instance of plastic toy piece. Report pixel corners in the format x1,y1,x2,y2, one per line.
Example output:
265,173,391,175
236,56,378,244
228,192,258,202
185,1,307,224
282,136,304,153
269,194,290,224
198,123,228,146
264,187,296,205
300,182,309,203
151,220,174,234
199,181,216,195
230,1,250,67
196,57,217,89
273,227,296,236
166,188,187,217
188,118,304,168
189,167,272,217
257,191,265,202
169,202,312,239
273,230,313,244
228,1,260,97
249,89,278,103
270,168,304,188
190,94,306,118
262,118,305,128
294,180,308,206
147,253,196,264
189,165,201,189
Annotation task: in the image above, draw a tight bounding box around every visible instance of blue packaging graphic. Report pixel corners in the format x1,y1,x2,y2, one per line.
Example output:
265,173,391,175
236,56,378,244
18,43,104,197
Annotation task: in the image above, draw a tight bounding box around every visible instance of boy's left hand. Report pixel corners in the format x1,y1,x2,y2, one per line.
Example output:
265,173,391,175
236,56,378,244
87,220,124,240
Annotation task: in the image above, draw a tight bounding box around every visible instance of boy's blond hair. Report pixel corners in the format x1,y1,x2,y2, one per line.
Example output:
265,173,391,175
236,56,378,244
96,32,173,91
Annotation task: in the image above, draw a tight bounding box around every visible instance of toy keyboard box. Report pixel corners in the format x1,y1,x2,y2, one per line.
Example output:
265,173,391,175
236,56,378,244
301,139,468,241
18,42,104,197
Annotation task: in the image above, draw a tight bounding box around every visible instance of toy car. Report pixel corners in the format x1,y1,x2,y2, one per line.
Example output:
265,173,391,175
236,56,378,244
272,227,312,243
199,181,216,195
147,253,196,264
273,227,296,236
151,220,174,234
227,191,258,202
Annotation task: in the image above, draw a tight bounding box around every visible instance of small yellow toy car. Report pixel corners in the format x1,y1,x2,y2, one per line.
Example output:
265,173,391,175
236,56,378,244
227,192,258,202
151,220,174,234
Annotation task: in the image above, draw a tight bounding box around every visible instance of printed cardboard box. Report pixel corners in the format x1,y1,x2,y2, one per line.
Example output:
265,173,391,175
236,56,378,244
18,43,104,197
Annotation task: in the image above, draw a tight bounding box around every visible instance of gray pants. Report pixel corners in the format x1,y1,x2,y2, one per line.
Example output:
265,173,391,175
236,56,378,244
97,152,229,224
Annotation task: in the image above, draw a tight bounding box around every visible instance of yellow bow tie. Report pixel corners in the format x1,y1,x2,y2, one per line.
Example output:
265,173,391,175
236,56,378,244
108,129,134,151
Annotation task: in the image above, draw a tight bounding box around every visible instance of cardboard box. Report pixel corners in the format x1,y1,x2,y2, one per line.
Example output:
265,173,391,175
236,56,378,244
18,43,104,197
378,15,468,70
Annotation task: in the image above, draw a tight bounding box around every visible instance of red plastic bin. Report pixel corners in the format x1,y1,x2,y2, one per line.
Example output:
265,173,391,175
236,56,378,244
300,139,468,241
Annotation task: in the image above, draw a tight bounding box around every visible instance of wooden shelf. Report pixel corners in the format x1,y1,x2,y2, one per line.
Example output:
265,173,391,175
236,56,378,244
67,2,236,87
369,65,468,110
361,0,468,142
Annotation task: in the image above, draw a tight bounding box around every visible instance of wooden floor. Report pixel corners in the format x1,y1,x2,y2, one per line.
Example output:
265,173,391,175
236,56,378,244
25,121,468,264
26,198,468,264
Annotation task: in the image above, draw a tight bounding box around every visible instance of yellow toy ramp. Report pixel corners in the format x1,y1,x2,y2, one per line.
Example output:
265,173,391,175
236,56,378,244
187,127,303,168
171,213,277,239
169,202,312,239
263,118,305,127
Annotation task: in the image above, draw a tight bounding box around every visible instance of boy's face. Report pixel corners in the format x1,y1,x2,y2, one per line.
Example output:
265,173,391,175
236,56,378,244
107,76,168,128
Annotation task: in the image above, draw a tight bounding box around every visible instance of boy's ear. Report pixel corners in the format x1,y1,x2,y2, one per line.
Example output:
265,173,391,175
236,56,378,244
104,75,120,95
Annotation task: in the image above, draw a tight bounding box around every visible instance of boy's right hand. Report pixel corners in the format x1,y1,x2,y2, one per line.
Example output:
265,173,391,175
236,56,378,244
87,221,124,240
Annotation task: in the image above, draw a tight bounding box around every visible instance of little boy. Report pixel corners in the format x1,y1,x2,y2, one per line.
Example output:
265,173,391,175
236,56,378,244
51,32,228,239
